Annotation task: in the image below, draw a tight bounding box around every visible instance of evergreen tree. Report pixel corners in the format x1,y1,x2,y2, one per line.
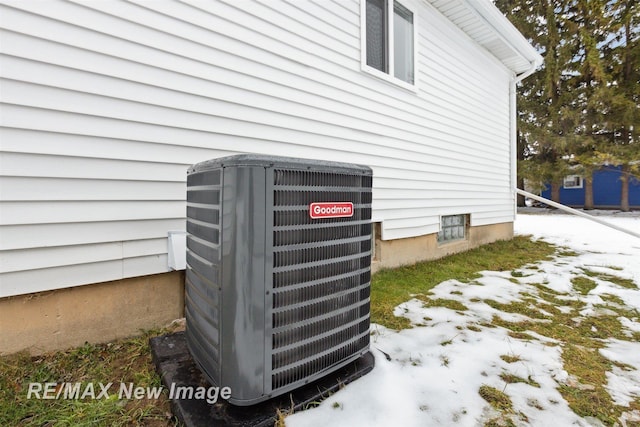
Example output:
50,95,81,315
497,0,639,210
496,0,577,203
598,0,639,211
565,0,611,210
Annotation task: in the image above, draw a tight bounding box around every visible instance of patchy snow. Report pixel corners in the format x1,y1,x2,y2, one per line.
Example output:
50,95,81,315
286,211,640,427
600,339,640,407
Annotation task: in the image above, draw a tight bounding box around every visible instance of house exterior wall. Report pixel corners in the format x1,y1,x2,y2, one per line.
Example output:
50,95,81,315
1,0,516,299
541,167,640,209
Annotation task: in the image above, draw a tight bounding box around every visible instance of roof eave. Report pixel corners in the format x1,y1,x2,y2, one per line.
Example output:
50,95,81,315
426,0,543,76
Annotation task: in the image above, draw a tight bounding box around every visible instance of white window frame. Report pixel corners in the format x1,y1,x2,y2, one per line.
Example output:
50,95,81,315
360,0,418,92
563,175,583,189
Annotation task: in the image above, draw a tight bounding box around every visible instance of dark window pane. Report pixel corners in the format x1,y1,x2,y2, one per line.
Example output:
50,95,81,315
366,0,387,72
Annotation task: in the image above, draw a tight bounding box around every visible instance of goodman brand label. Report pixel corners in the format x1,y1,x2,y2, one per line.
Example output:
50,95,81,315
309,202,354,219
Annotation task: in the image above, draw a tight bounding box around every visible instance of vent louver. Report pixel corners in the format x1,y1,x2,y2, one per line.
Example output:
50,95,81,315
185,155,372,406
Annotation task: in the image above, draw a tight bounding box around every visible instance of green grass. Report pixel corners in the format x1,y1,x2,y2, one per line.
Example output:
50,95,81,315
507,330,538,341
600,294,626,305
484,299,553,320
580,269,638,289
479,385,513,411
500,355,522,364
484,418,517,427
371,236,556,329
571,276,598,295
421,298,468,312
0,330,176,427
499,372,540,388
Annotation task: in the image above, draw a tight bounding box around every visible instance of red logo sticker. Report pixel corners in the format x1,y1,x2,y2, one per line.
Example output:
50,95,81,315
309,202,354,219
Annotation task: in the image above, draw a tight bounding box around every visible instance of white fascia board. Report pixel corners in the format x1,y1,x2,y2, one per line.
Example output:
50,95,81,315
463,0,543,73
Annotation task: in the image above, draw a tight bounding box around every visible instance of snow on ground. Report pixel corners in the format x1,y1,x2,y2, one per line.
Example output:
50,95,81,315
286,210,640,427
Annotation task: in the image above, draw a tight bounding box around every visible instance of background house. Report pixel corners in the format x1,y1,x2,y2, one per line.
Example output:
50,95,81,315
541,167,640,209
0,0,541,354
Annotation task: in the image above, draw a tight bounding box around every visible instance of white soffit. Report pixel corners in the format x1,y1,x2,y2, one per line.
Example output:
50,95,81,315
426,0,543,75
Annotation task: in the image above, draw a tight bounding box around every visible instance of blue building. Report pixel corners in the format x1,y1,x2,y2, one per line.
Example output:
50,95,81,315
541,166,640,209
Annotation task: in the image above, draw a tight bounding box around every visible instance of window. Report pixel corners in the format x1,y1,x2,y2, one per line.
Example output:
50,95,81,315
363,0,415,86
563,175,583,189
438,215,467,244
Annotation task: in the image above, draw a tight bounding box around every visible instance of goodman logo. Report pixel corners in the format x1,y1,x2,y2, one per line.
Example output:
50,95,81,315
309,202,354,219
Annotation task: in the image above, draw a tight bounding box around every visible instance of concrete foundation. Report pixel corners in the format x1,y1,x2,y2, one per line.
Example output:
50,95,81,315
372,222,514,272
1,222,512,355
0,271,185,356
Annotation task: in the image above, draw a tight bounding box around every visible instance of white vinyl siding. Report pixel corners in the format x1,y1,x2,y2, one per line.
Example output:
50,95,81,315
1,0,514,297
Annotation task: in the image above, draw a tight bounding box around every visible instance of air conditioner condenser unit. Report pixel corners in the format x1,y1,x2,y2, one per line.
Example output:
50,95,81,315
185,154,373,406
